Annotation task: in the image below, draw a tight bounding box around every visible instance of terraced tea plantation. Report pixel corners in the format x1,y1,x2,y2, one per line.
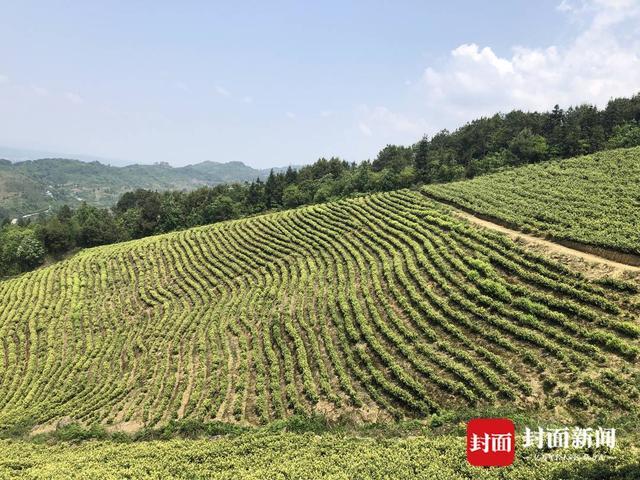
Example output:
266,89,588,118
1,189,639,432
423,147,640,256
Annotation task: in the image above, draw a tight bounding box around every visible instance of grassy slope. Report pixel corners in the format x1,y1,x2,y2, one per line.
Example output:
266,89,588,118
422,147,640,255
1,433,639,479
0,189,638,434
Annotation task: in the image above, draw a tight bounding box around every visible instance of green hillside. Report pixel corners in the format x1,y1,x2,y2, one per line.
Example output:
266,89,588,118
0,158,284,219
0,189,638,432
423,147,640,256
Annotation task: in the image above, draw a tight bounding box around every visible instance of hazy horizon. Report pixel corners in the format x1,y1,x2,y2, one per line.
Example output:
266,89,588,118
0,144,298,169
1,0,639,167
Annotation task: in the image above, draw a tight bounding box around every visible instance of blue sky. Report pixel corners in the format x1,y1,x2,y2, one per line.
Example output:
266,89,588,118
1,0,639,167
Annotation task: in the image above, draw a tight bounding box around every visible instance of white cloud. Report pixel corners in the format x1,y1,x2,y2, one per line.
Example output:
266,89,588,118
320,110,333,117
215,85,230,97
358,122,372,137
420,0,640,129
242,95,253,103
557,0,574,12
285,111,296,119
0,74,8,84
64,92,83,104
557,0,637,16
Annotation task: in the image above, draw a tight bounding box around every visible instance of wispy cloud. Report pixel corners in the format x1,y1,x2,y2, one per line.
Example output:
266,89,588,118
357,105,428,139
286,111,296,119
215,85,231,97
31,85,48,96
358,122,373,137
175,81,190,92
320,110,333,117
242,95,253,103
0,74,8,84
64,92,83,104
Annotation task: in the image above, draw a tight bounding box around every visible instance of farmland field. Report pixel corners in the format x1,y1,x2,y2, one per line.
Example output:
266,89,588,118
1,189,638,433
423,147,640,256
1,432,639,479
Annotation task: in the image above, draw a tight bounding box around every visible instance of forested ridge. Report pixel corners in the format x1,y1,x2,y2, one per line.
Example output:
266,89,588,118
0,158,287,220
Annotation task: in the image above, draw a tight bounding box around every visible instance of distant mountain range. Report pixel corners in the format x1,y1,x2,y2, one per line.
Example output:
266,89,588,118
0,156,291,220
0,146,131,166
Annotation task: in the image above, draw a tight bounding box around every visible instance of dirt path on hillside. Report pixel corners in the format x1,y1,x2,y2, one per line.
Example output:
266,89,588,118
453,210,640,279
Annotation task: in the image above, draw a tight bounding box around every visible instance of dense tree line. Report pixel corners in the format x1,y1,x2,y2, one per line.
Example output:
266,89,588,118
2,93,640,278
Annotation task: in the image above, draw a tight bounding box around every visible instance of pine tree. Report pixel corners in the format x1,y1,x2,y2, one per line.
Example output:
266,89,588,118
414,135,430,182
264,170,276,208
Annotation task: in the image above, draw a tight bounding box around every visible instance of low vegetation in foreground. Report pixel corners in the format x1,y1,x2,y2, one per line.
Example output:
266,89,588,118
423,147,640,256
1,430,639,480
